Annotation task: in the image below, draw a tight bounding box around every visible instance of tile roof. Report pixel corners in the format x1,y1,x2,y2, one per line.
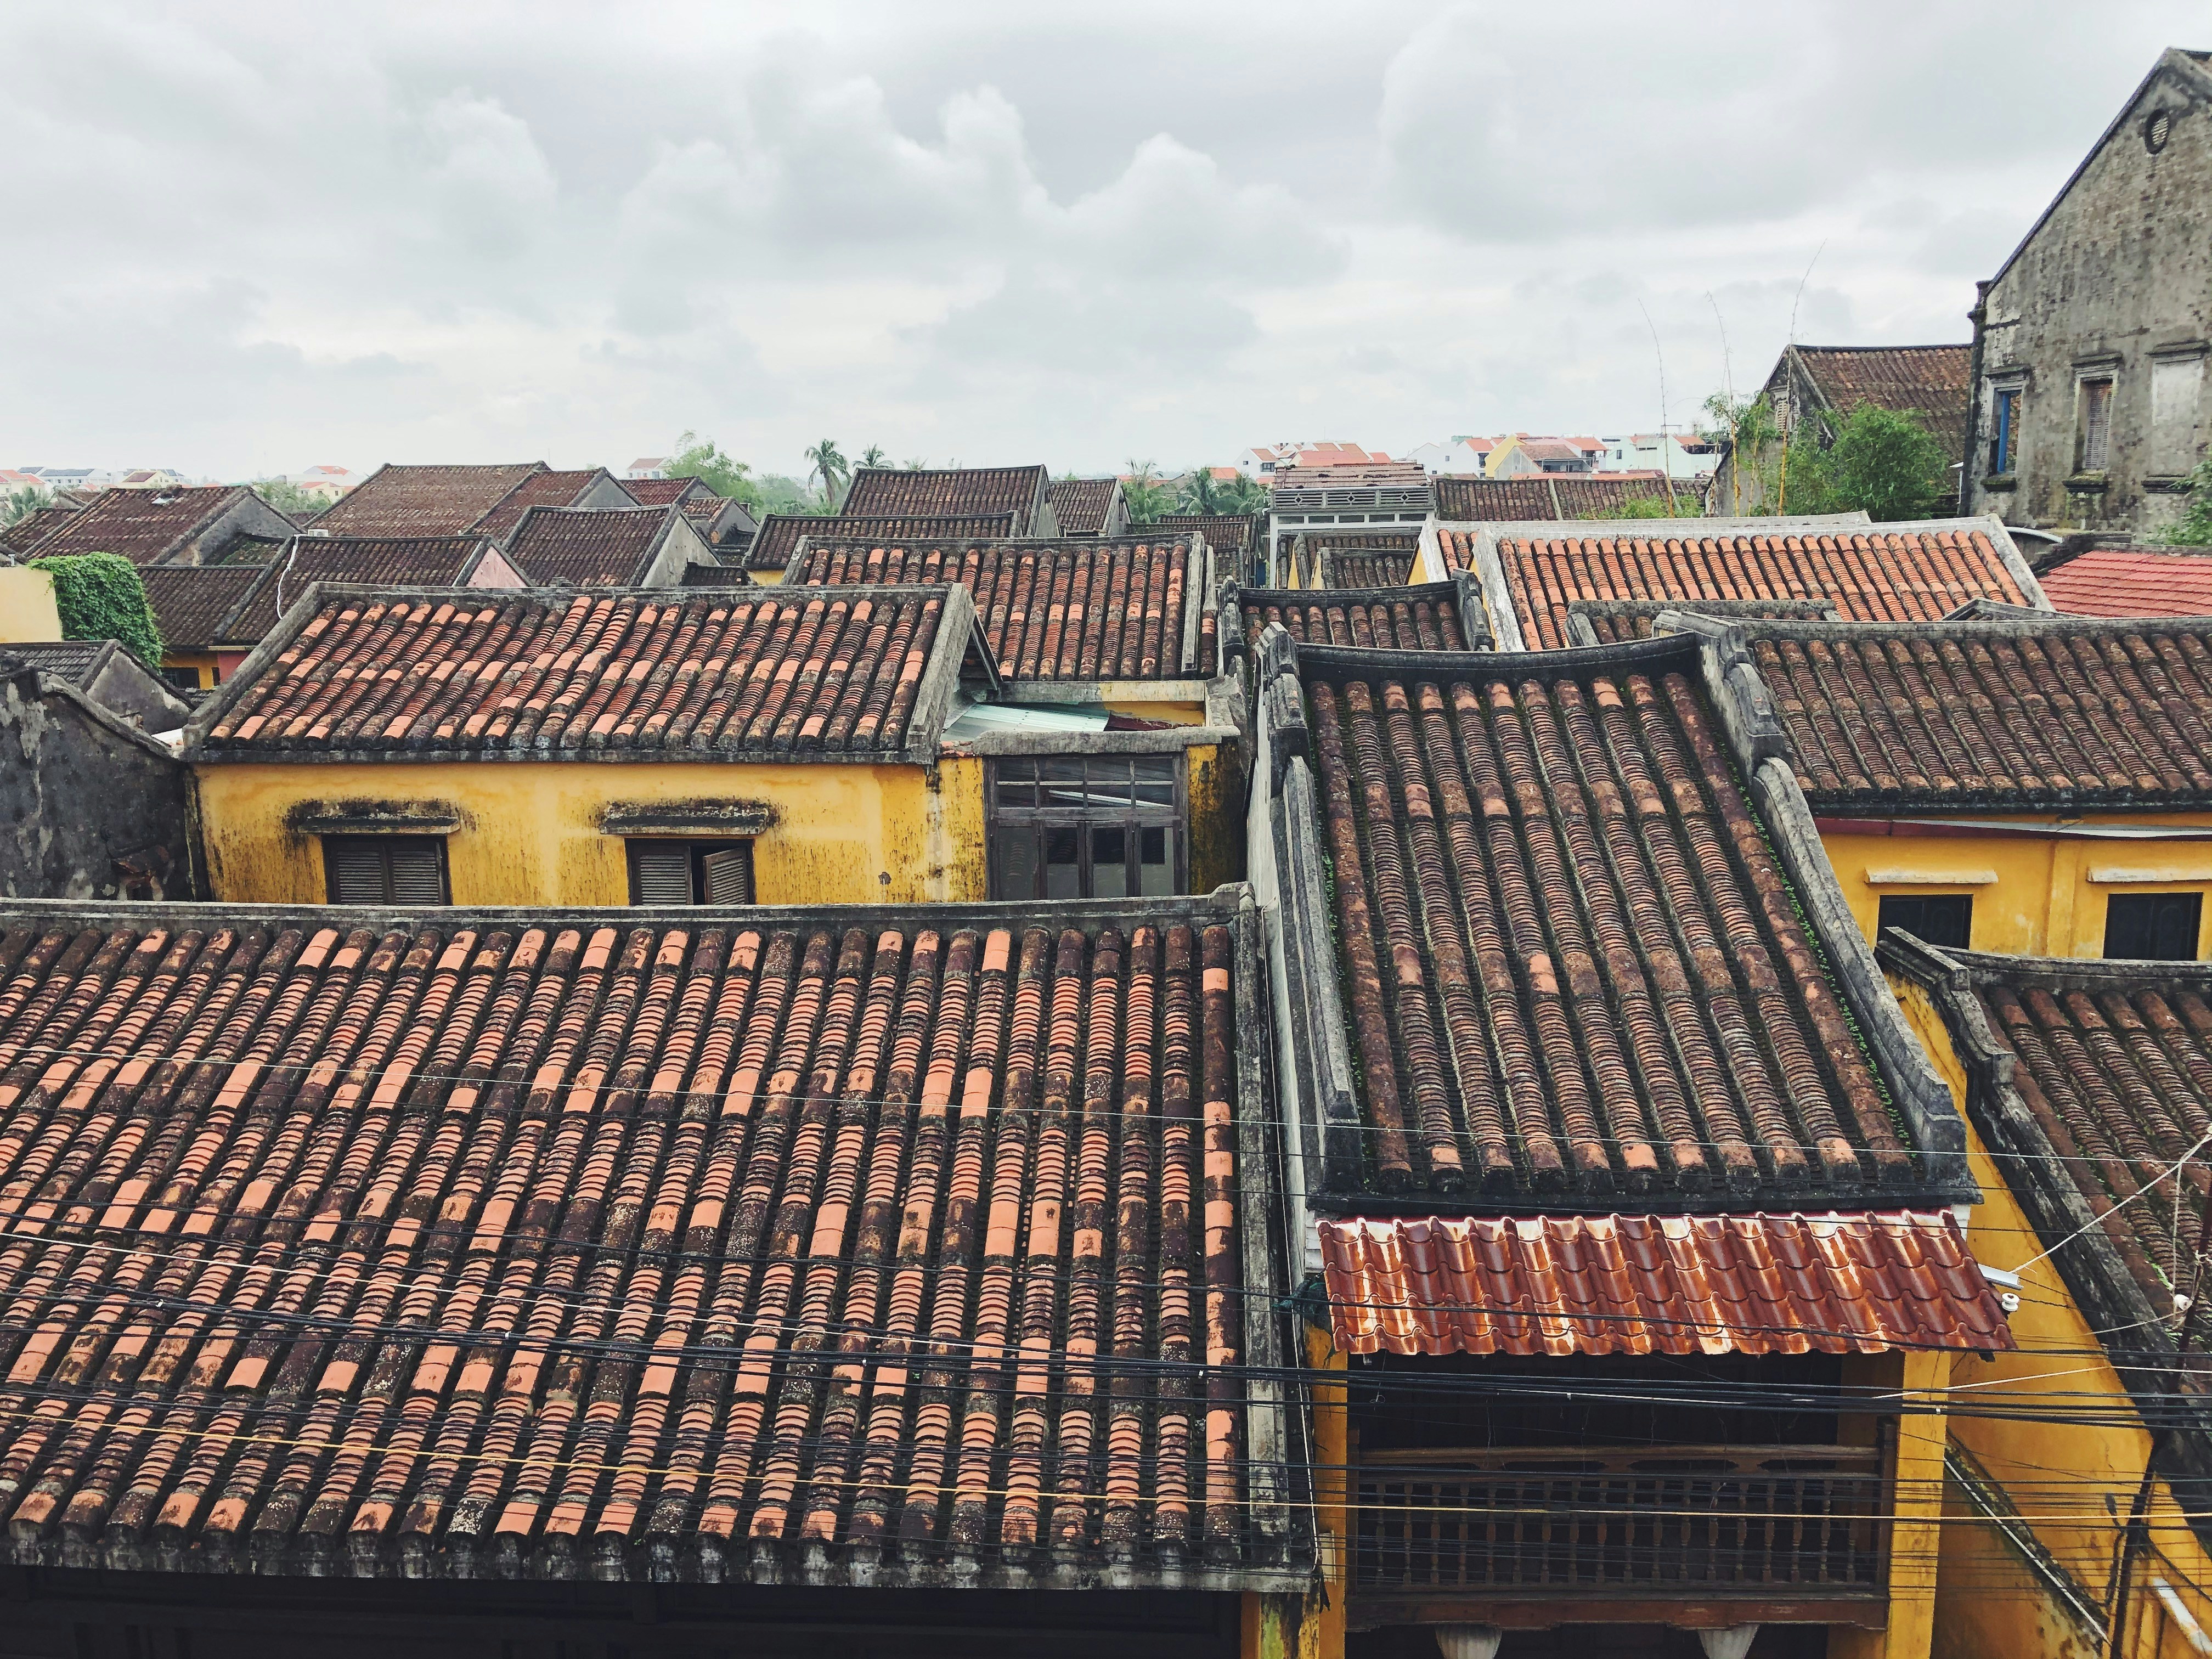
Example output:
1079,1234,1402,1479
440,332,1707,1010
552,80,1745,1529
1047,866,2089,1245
221,537,492,646
0,641,110,686
1307,532,1419,590
191,584,984,763
794,537,1206,682
1235,584,1473,653
678,561,749,588
745,513,1018,575
1319,1212,2014,1356
842,466,1048,529
1464,522,2041,652
1296,636,1929,1202
1729,616,2212,812
312,464,546,539
1046,478,1121,535
1150,515,1257,553
1791,346,1973,464
1433,474,1691,523
0,504,78,556
139,564,271,651
1268,462,1429,492
504,507,684,589
0,895,1289,1583
619,477,708,507
470,470,607,541
2039,547,2212,617
1567,596,1839,646
24,486,248,566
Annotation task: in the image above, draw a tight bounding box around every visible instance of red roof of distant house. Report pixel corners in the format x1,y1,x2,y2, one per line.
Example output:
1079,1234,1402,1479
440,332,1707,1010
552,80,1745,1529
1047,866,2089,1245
2038,547,2212,616
313,463,546,538
1318,1212,2013,1357
620,476,709,506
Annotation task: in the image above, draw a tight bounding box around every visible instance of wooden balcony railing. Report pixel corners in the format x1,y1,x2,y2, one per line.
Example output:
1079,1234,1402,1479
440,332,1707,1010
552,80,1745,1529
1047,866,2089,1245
1354,1443,1887,1601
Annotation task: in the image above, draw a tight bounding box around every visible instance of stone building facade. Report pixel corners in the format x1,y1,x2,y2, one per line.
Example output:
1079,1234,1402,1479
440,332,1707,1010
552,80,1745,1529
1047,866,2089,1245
1962,47,2212,535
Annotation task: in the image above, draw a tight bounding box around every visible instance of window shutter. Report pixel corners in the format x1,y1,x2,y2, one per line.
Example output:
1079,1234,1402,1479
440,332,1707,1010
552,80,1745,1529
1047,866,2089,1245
700,843,754,905
326,839,387,905
630,844,697,905
387,840,448,905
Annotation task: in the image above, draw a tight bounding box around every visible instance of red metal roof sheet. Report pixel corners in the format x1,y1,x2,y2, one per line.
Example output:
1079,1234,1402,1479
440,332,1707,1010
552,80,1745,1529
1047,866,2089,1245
1319,1211,2014,1356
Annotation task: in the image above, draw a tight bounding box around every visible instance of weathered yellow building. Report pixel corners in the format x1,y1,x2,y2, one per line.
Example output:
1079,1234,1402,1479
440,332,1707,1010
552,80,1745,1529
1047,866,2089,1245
186,580,1243,908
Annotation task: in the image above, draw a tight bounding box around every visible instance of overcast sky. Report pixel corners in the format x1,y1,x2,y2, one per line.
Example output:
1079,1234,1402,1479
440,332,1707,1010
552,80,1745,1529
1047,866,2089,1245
2,1,2202,482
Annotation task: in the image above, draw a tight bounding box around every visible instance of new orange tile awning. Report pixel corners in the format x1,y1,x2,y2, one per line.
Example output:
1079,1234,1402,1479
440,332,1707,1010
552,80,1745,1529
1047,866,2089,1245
1318,1211,2016,1357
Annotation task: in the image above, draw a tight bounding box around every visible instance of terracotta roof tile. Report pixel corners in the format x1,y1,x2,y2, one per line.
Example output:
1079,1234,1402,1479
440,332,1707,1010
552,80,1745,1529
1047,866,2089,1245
0,504,78,556
1294,531,1418,590
1299,639,1921,1200
1568,596,1839,646
744,513,1018,574
795,537,1206,682
1235,584,1471,653
313,464,547,538
842,467,1048,529
470,470,610,540
1150,515,1259,554
26,487,256,566
1739,616,2212,811
0,899,1274,1580
221,537,495,646
620,477,709,507
139,564,272,651
1046,478,1121,535
504,507,683,588
1792,346,1972,463
2040,548,2212,617
1463,524,2036,651
1434,475,1693,523
193,584,975,761
1319,1212,2013,1356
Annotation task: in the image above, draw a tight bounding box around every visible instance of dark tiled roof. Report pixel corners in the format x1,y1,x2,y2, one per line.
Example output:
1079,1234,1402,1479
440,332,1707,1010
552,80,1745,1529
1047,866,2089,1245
744,513,1017,574
1302,640,1916,1201
2040,547,2212,616
222,537,490,644
505,507,674,588
679,561,749,588
1435,475,1695,523
195,585,967,761
620,477,708,506
139,563,270,651
25,486,245,566
313,464,546,538
1792,346,1973,464
1152,515,1257,552
470,469,606,540
1320,1212,2013,1356
1268,462,1428,492
0,640,108,685
794,538,1200,681
1047,477,1120,535
0,504,78,555
1237,585,1471,653
1568,596,1839,646
0,899,1276,1581
1311,532,1419,590
1736,616,2212,811
842,466,1048,528
1467,524,2038,651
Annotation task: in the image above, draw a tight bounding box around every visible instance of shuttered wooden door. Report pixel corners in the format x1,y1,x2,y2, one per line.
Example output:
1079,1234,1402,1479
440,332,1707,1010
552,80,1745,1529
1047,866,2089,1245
699,843,754,904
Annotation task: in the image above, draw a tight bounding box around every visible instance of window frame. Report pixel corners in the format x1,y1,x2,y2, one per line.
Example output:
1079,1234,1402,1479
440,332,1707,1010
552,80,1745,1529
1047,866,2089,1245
986,753,1187,901
623,837,757,906
1875,891,1974,951
2076,375,2117,473
321,834,450,906
1989,386,2021,476
2103,890,2204,962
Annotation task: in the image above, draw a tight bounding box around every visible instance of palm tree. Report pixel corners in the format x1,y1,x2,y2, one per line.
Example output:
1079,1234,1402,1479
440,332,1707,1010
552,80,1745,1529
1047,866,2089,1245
857,445,888,471
804,439,849,508
1177,469,1223,515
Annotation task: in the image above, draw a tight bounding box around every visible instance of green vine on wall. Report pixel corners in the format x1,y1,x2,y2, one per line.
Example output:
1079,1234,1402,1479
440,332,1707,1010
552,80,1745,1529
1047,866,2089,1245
26,552,165,670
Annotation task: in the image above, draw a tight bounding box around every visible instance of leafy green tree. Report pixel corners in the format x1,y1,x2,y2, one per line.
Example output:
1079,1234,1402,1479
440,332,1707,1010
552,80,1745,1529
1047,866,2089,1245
252,478,328,517
1588,494,1679,520
2163,455,2212,546
667,432,759,511
857,446,888,470
29,552,164,668
804,439,849,509
751,474,818,516
1810,403,1950,521
1700,391,1784,515
1121,459,1176,524
1177,470,1226,515
1212,473,1270,515
902,458,929,470
2,484,51,529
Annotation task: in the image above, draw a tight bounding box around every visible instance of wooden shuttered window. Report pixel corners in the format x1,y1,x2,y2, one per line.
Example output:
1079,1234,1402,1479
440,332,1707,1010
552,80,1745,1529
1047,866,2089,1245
323,836,450,905
625,840,754,906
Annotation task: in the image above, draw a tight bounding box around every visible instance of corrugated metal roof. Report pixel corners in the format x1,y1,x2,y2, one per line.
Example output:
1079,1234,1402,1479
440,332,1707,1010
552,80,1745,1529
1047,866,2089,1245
1319,1211,2015,1357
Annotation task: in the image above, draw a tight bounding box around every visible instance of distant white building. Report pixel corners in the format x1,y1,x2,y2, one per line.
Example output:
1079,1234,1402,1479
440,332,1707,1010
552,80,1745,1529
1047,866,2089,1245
114,469,190,490
1403,436,1497,475
625,456,669,480
1600,432,1719,478
287,465,360,502
1235,440,1391,479
25,467,114,493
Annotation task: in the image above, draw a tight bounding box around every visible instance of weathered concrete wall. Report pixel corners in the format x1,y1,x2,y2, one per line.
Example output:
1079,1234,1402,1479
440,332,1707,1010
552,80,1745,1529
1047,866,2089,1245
1967,53,2212,534
0,672,196,899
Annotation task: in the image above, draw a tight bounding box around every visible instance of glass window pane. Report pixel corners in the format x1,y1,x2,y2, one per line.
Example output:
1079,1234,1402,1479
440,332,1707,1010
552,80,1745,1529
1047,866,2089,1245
994,762,1034,809
1041,757,1089,809
1091,827,1128,899
1044,826,1082,899
1138,825,1173,896
993,826,1040,901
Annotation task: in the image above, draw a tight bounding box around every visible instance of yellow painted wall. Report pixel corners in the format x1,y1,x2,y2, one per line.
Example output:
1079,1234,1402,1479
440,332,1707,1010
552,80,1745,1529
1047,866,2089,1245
194,757,987,907
1102,697,1204,726
1823,817,2212,958
165,652,218,690
1895,979,2212,1659
0,567,62,642
748,568,784,586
